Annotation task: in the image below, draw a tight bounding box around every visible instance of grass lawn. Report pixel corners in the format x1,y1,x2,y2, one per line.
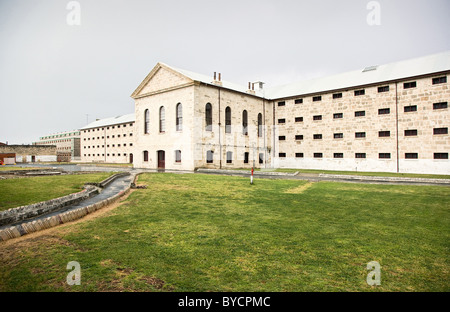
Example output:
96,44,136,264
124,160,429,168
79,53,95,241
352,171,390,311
228,167,450,179
0,173,448,291
0,167,42,171
0,172,115,211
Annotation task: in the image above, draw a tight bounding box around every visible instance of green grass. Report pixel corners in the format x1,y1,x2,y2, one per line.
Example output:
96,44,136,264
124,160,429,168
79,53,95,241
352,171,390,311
0,167,42,171
226,167,450,179
0,172,115,211
0,173,448,292
275,168,450,179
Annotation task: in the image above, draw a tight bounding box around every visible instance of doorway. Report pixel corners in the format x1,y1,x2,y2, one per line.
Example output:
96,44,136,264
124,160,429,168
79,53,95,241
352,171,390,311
157,150,165,170
129,153,133,164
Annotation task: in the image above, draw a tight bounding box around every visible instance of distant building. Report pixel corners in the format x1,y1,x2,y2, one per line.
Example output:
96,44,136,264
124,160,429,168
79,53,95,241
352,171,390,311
0,144,57,163
79,114,135,164
34,130,81,162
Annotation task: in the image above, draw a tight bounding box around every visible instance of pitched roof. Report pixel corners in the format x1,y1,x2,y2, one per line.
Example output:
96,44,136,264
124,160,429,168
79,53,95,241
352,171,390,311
80,113,135,130
265,50,450,99
132,51,450,101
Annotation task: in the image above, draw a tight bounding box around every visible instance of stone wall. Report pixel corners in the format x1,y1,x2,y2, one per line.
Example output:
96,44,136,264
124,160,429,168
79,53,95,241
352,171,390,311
273,73,449,174
0,185,99,226
0,145,57,163
0,172,136,242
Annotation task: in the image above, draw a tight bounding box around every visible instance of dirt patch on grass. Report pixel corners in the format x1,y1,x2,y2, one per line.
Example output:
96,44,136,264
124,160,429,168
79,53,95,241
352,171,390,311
285,182,315,194
97,258,173,291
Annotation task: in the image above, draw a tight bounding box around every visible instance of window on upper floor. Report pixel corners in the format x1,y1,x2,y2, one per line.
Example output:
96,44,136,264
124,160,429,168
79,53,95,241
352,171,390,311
404,81,416,89
176,103,183,131
144,109,149,134
225,106,231,133
159,106,166,133
242,110,248,135
432,76,447,85
205,103,212,131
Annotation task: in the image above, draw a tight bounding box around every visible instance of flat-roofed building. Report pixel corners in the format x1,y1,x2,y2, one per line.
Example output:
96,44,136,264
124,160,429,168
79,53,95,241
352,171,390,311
34,130,81,162
80,114,135,164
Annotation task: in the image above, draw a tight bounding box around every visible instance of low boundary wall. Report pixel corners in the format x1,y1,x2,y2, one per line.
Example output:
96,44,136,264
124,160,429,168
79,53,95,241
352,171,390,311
0,172,139,242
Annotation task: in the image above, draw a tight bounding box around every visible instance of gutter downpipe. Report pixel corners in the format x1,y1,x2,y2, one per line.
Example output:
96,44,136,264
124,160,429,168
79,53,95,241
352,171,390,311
218,88,222,169
395,82,399,173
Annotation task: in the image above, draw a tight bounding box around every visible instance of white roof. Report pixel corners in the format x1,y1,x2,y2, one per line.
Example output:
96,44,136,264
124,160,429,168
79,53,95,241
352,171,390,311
162,63,266,98
265,51,450,99
80,113,135,130
161,51,450,100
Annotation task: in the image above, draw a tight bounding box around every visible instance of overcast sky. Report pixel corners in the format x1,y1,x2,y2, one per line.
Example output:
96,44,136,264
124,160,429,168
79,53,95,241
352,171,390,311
0,0,449,144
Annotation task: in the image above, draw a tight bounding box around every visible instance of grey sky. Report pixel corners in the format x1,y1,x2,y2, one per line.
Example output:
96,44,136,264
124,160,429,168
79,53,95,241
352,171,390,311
0,0,449,144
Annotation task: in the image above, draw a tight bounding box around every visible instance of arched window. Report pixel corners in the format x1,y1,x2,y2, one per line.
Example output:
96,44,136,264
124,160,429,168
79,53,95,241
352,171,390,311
225,106,231,133
205,103,212,131
257,113,263,137
143,150,148,162
159,106,165,133
176,103,182,131
144,109,149,134
242,110,248,135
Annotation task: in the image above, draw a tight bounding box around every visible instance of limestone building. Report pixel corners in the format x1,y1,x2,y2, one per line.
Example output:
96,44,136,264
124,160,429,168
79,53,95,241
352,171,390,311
0,144,57,163
130,51,449,174
34,130,81,162
79,114,135,164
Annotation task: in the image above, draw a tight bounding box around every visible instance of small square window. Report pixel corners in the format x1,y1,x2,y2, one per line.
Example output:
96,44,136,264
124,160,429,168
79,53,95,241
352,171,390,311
312,96,322,102
295,135,303,140
355,153,366,159
432,76,447,85
404,129,417,136
434,153,448,159
355,132,366,138
295,153,304,158
313,115,322,121
278,118,286,124
355,111,365,117
277,101,286,107
405,153,418,159
295,99,303,104
313,134,322,140
333,113,343,119
404,81,417,89
333,93,342,99
379,153,391,159
378,86,389,93
404,105,417,112
433,102,448,110
295,117,303,122
433,128,448,135
334,153,343,158
378,108,390,115
354,89,365,96
279,153,286,158
314,153,323,158
279,136,286,140
379,131,390,137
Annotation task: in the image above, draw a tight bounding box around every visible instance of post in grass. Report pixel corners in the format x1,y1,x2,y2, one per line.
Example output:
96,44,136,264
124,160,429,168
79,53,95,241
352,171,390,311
250,167,254,185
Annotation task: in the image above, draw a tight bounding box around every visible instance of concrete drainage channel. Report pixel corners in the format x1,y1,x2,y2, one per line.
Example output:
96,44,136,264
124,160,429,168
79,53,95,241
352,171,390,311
0,172,139,242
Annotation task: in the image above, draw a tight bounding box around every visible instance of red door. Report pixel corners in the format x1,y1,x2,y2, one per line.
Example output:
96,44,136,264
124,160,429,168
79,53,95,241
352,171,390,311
157,151,165,169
